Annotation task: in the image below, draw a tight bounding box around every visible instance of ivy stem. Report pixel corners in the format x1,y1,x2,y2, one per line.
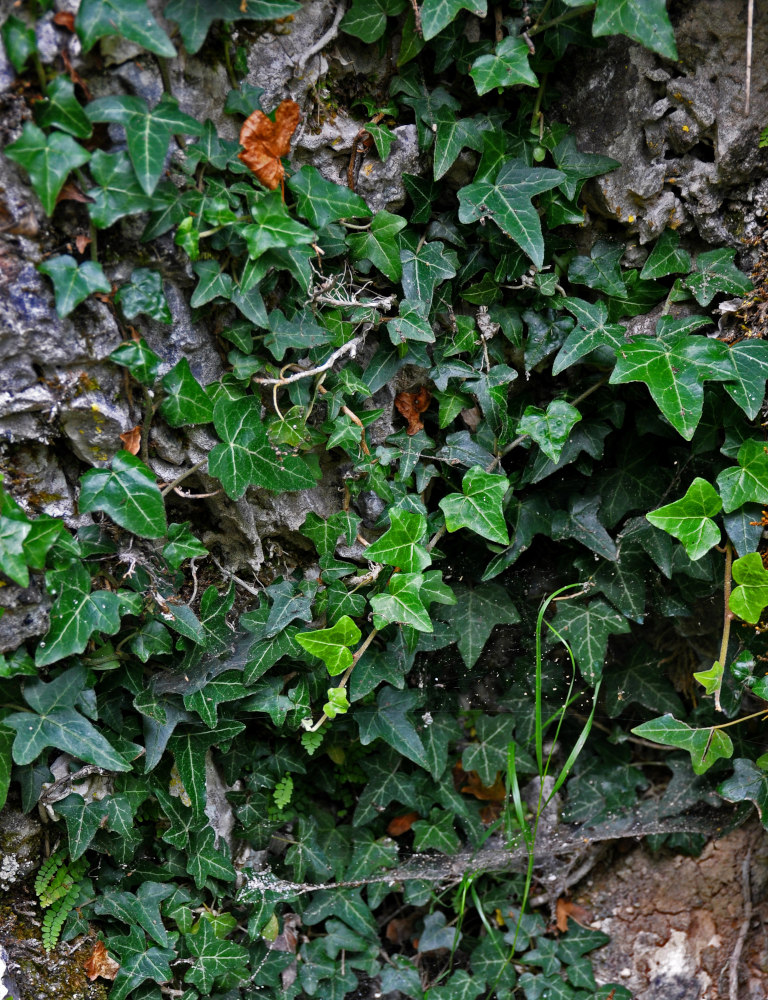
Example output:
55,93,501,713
714,540,734,713
140,388,156,466
160,458,208,497
32,51,47,93
307,627,380,732
222,25,239,89
711,707,768,730
528,2,596,37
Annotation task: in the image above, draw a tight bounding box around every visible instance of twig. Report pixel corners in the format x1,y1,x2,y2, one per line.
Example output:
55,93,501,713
210,553,263,597
745,0,754,116
141,388,155,466
347,564,383,588
426,524,446,553
39,765,111,805
160,459,208,497
728,847,753,1000
317,384,370,455
715,540,734,713
188,557,200,605
296,1,346,73
252,336,366,387
307,628,380,731
172,486,221,499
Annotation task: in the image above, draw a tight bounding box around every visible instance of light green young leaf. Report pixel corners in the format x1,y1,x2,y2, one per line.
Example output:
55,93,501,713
0,515,31,587
716,439,768,512
210,396,317,499
79,451,167,538
631,715,733,775
364,509,431,572
729,552,768,624
470,35,538,96
592,0,677,60
160,359,214,426
371,573,433,632
347,210,407,281
288,165,371,228
693,660,723,696
458,161,565,269
645,478,722,560
37,256,111,318
517,400,582,464
609,331,735,439
5,124,90,215
76,0,176,55
420,0,486,39
639,229,692,279
439,466,510,545
296,616,363,675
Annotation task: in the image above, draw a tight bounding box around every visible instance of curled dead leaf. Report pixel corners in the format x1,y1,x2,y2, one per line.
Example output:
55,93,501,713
394,387,431,436
119,426,141,455
460,770,506,802
554,897,593,933
75,234,92,255
84,941,119,981
386,811,419,836
53,11,76,30
56,181,95,205
238,99,300,191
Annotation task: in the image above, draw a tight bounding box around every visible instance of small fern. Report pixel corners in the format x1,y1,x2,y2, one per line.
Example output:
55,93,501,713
35,849,88,950
273,774,293,810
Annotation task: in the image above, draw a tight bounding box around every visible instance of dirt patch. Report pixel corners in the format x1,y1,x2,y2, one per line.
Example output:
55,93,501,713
576,821,768,998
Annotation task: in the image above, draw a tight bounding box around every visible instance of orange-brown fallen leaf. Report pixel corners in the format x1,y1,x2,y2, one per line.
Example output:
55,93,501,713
554,897,594,933
84,941,120,981
238,99,300,191
53,11,76,30
394,387,431,435
460,770,506,802
120,426,141,455
387,811,419,836
56,181,95,205
75,234,92,255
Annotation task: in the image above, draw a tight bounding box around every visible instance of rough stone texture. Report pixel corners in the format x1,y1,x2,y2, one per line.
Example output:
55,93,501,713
579,821,768,999
559,0,768,247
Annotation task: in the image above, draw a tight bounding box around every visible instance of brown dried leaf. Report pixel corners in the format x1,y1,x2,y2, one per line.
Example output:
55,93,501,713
386,811,419,836
460,770,506,802
84,941,119,982
75,234,92,254
554,897,593,933
394,386,431,436
53,11,76,30
56,181,95,205
120,426,141,455
238,100,300,191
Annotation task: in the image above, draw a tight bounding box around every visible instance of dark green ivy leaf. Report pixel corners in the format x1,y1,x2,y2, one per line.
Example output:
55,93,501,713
37,255,111,318
76,0,176,56
79,451,167,538
5,124,90,215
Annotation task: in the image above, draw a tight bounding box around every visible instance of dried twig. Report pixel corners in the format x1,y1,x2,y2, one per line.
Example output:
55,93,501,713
252,336,366,387
296,1,345,73
160,459,208,497
728,847,753,1000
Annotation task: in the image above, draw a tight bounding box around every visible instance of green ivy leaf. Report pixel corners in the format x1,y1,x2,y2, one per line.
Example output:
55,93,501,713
461,714,517,785
110,338,162,386
160,359,214,426
550,134,620,200
364,509,431,572
0,515,31,587
5,124,90,215
56,795,106,859
371,573,433,632
411,808,461,854
356,686,428,768
420,0,485,39
729,552,768,624
115,268,172,323
5,665,131,769
400,239,457,311
716,439,768,512
184,916,249,992
432,110,487,180
95,882,173,947
645,478,722,560
470,35,538,96
79,451,167,538
165,0,300,54
288,165,371,228
553,598,630,684
389,299,436,344
109,943,176,1000
209,396,318,499
552,298,627,375
592,0,677,60
76,0,176,56
1,15,37,74
445,583,520,669
341,0,406,42
155,788,199,850
35,76,92,139
163,522,208,571
365,121,397,159
242,192,317,258
718,758,768,828
609,330,735,439
631,715,733,774
37,255,111,318
296,616,363,676
184,671,248,727
724,340,768,419
87,150,166,227
439,466,510,545
517,400,582,464
186,827,238,890
169,722,245,815
679,248,752,306
693,660,722,696
568,239,626,296
458,161,565,269
639,229,692,279
347,210,407,281
36,564,135,667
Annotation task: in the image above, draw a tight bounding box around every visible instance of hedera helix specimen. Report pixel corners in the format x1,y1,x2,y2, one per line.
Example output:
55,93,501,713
1,0,766,996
